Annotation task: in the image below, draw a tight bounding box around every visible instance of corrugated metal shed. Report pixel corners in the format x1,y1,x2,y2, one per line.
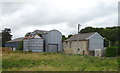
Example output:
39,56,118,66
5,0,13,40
44,30,63,52
5,37,24,49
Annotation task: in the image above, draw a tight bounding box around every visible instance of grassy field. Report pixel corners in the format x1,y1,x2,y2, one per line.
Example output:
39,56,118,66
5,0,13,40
2,51,119,71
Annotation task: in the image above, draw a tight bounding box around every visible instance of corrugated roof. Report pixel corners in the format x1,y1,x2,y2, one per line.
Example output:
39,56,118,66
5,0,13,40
65,32,96,41
7,37,24,43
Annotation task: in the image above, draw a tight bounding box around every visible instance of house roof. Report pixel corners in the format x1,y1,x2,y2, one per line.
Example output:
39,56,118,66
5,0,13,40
7,37,24,43
65,32,97,41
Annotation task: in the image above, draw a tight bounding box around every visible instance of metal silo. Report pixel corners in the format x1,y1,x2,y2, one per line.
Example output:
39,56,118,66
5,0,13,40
23,35,43,52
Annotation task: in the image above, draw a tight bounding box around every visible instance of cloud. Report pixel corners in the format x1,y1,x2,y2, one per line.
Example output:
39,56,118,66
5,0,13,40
0,0,119,39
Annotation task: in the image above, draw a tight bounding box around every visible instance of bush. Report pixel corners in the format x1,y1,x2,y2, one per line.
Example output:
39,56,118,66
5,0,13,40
105,47,118,57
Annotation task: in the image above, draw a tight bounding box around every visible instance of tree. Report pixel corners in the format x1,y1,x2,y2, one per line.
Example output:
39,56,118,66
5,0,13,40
67,34,73,39
2,28,12,47
62,35,67,42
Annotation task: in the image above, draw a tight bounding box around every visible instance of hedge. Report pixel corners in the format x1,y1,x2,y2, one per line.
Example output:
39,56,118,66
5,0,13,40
105,47,118,57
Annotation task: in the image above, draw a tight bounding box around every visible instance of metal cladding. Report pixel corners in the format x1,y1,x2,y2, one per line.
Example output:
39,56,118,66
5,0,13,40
23,35,43,52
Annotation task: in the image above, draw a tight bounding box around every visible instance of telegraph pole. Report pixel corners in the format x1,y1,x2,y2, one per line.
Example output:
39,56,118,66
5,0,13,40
77,24,81,54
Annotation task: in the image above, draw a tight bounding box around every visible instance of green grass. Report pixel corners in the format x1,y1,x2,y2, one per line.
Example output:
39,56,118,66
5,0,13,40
2,51,119,71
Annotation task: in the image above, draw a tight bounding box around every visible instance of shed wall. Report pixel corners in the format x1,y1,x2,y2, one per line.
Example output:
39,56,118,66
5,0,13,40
5,42,20,49
88,33,104,51
63,41,88,54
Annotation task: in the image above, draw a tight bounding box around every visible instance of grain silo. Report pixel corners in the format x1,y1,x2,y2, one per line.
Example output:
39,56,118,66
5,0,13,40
23,35,43,52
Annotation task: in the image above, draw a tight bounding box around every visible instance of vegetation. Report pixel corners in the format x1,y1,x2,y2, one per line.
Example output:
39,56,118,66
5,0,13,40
67,34,73,39
62,34,73,42
105,47,118,57
17,41,23,51
1,28,12,47
2,52,119,71
62,35,67,42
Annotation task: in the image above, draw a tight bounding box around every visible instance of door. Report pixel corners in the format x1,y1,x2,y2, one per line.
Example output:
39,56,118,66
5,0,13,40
48,44,58,52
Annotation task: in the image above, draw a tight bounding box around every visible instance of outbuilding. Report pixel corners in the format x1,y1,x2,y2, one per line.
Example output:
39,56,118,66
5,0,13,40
5,37,24,50
63,32,104,56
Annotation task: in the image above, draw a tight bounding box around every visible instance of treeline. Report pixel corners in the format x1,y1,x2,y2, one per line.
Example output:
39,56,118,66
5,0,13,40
63,26,120,47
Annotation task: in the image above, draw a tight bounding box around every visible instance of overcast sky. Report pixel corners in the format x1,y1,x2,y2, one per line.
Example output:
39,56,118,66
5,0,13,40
0,0,119,39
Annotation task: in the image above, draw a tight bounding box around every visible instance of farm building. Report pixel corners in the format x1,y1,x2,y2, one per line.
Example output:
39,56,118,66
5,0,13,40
43,30,62,52
5,29,63,53
5,37,24,50
63,32,104,56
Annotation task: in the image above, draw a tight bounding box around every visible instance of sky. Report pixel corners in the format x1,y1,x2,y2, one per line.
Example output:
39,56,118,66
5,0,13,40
0,0,119,39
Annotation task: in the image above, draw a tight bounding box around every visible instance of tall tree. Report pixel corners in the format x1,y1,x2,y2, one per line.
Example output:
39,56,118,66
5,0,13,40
2,28,12,47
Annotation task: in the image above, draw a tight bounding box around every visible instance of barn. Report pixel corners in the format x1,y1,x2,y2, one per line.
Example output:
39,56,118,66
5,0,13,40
63,32,104,56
